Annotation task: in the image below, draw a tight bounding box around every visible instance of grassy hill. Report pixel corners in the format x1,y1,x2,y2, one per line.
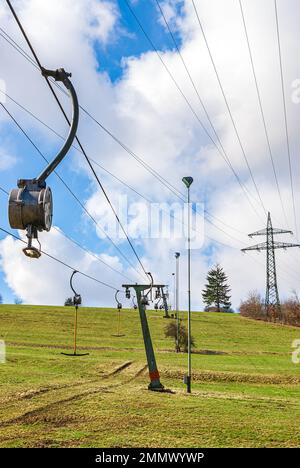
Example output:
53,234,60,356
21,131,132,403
0,304,299,447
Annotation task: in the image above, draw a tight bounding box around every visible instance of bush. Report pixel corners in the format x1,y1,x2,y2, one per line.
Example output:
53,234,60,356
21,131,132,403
204,305,234,313
240,291,300,327
240,291,264,320
282,299,300,327
64,297,74,306
164,320,196,353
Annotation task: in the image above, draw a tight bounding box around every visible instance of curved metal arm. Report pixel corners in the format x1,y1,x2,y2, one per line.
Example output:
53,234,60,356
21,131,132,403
36,68,79,185
70,270,82,307
70,270,80,296
115,290,122,309
145,272,154,299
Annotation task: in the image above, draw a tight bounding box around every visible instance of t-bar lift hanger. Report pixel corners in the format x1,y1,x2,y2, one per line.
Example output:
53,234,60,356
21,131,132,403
8,67,79,258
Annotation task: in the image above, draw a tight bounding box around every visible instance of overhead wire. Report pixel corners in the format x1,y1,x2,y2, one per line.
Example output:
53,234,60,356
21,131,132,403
0,27,256,240
0,101,144,280
5,0,149,280
0,5,298,268
191,0,267,217
274,0,298,237
1,2,298,308
0,92,248,251
238,0,289,228
123,0,265,222
0,226,120,292
0,185,136,283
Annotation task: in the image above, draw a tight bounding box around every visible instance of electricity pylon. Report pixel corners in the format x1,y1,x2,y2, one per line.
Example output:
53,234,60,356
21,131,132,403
241,212,300,317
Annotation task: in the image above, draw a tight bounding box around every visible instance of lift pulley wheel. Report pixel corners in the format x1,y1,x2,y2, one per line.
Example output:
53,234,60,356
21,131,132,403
125,287,131,299
9,181,52,231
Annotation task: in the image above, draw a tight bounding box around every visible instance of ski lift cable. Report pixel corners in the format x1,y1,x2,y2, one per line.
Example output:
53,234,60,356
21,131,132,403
0,101,145,281
0,28,253,239
0,26,185,201
0,91,248,250
0,226,121,292
0,26,264,226
5,0,149,281
0,180,136,283
0,103,245,263
0,188,298,290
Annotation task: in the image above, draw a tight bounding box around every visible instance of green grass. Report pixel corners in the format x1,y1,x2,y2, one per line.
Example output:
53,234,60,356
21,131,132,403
0,304,299,447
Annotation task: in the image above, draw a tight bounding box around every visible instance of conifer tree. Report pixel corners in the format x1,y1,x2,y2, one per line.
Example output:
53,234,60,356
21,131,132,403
202,264,231,312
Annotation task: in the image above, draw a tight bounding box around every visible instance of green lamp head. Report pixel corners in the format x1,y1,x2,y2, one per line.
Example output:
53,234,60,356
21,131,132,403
182,176,193,188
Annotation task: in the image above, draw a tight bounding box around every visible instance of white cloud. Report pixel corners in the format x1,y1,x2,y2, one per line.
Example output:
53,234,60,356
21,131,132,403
0,149,17,171
0,227,136,306
1,0,300,309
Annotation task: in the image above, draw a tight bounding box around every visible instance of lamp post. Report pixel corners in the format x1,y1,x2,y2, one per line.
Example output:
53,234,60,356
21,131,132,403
172,273,175,311
175,252,180,352
182,176,193,393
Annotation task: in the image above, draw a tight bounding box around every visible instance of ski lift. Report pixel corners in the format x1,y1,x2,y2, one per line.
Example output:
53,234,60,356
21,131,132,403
125,287,131,300
154,292,162,310
132,295,138,310
155,287,161,300
62,270,88,357
141,272,154,306
113,290,125,337
141,295,149,306
69,270,82,308
115,290,122,310
8,67,79,258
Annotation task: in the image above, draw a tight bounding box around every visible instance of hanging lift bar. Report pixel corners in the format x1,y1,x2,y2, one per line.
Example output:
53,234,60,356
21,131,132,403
8,67,79,258
62,270,88,357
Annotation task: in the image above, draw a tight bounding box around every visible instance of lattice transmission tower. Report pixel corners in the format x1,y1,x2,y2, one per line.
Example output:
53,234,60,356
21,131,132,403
242,212,300,316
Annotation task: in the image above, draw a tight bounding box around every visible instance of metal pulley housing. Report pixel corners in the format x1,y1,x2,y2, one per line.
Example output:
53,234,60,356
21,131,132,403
74,293,82,307
8,180,53,232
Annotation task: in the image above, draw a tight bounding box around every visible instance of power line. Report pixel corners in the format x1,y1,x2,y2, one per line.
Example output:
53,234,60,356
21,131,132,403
5,0,149,280
0,88,248,250
1,6,298,300
52,228,135,283
1,172,298,285
239,0,289,228
123,0,264,221
191,0,267,216
0,184,135,283
274,0,298,237
0,101,144,280
0,226,120,292
1,98,247,263
0,26,270,252
0,27,260,240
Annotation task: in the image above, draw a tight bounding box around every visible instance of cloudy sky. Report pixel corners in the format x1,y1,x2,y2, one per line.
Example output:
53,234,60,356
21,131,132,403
0,0,300,310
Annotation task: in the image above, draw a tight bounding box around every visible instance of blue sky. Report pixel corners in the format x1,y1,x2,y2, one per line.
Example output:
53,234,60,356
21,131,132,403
1,0,300,309
0,0,188,304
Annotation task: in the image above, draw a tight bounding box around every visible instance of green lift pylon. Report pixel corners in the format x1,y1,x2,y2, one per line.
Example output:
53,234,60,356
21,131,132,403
242,212,300,317
122,282,165,391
